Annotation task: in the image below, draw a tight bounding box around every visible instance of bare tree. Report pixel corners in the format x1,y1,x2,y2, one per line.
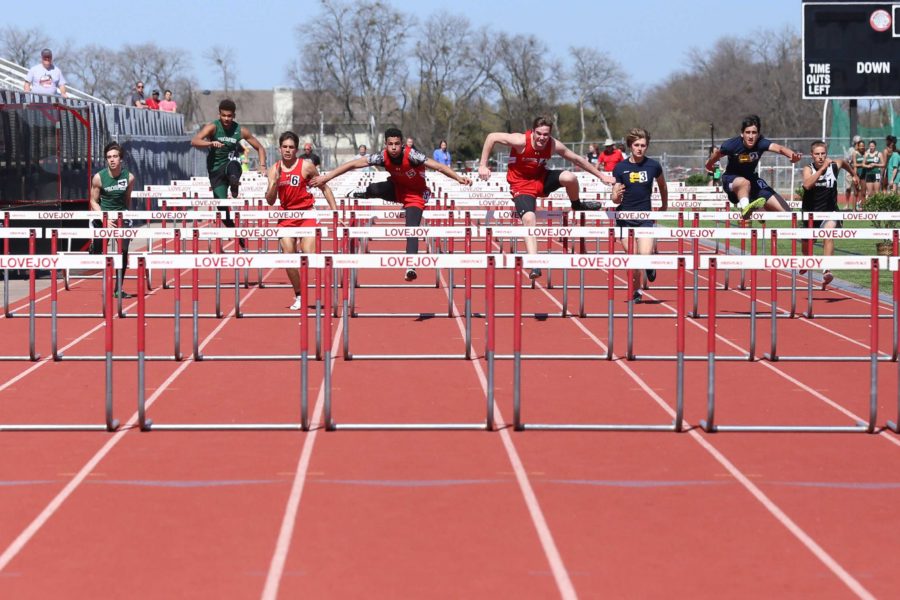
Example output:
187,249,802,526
298,0,409,150
203,45,237,94
0,25,52,67
66,44,118,101
569,46,628,143
487,33,560,132
411,14,494,151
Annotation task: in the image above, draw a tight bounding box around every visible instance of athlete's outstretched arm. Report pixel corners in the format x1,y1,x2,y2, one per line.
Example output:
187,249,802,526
305,162,338,211
554,141,615,184
704,148,724,172
478,132,523,180
190,123,218,149
424,158,472,186
241,128,267,174
769,142,802,164
308,155,369,188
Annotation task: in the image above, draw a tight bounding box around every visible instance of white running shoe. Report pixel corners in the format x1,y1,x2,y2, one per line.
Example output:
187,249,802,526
289,296,303,311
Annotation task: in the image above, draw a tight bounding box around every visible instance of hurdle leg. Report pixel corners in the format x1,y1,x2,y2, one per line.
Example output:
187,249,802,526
701,259,717,432
105,258,119,431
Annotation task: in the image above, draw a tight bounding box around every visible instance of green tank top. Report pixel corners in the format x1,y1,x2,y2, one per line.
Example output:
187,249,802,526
206,119,241,173
98,167,131,211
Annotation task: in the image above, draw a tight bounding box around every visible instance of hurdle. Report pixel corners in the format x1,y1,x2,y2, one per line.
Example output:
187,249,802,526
322,254,494,431
334,253,484,360
0,229,41,360
0,255,120,432
701,255,883,433
510,255,688,431
132,253,323,362
134,254,322,431
341,226,472,318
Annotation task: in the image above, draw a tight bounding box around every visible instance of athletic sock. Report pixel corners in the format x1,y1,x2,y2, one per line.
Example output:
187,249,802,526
737,197,749,210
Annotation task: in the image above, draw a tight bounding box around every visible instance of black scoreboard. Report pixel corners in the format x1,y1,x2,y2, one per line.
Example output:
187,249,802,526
802,1,900,98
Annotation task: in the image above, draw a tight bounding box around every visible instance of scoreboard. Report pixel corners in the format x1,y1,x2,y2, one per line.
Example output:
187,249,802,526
802,1,900,98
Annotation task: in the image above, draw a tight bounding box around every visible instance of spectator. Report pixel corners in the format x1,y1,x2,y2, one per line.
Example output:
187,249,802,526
300,142,321,167
887,136,900,192
146,89,160,110
359,144,373,172
159,89,177,112
433,139,451,166
130,82,146,108
586,143,599,165
598,138,624,173
883,135,897,192
405,137,415,149
23,48,68,97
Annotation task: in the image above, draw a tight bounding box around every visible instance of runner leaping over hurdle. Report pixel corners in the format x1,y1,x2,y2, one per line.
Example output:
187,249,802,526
266,131,337,310
191,98,267,248
478,116,616,280
310,127,472,282
611,128,668,304
705,114,801,220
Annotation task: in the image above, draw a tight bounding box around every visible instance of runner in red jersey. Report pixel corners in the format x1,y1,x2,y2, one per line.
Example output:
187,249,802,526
478,116,615,279
265,131,337,310
311,127,472,282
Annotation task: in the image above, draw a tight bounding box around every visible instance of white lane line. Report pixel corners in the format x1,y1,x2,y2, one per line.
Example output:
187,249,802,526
530,271,875,599
440,269,577,600
0,271,270,573
261,318,343,600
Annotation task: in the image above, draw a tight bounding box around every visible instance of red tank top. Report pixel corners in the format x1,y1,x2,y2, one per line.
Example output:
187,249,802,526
507,130,552,197
277,158,314,210
384,147,427,196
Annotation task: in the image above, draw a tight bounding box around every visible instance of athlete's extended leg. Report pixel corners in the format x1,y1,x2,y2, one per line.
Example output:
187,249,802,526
115,238,132,298
280,237,302,300
404,206,424,255
632,237,654,300
764,192,790,212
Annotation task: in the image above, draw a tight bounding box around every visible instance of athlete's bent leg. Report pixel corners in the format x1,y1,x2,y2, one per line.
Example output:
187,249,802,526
765,192,790,212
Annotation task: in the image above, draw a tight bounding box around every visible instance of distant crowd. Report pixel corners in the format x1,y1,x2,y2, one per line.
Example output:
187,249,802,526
22,47,178,113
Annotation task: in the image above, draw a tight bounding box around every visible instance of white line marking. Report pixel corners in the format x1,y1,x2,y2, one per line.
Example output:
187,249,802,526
261,318,343,600
441,268,577,600
530,269,875,598
0,269,269,573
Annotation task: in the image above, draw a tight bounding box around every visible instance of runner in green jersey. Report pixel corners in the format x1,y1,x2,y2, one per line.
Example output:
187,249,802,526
191,98,267,246
89,142,135,298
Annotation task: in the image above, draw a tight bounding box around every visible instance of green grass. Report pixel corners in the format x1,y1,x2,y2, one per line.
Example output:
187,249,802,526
659,217,895,292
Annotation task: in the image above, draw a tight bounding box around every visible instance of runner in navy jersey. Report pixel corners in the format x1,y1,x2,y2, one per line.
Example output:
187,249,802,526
800,140,858,289
705,115,801,219
612,128,668,303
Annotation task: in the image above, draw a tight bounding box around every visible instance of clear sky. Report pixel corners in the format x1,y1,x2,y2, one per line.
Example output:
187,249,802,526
8,0,799,91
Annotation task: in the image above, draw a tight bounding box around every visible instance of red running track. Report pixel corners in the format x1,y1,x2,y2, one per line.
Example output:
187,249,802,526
0,239,899,599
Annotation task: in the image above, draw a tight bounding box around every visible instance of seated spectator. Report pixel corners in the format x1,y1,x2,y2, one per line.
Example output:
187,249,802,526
586,143,599,165
130,82,146,108
433,139,451,166
23,48,68,97
158,90,177,112
146,89,161,110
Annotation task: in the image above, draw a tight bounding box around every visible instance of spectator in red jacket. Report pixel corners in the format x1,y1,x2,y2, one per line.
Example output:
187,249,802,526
598,138,624,173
